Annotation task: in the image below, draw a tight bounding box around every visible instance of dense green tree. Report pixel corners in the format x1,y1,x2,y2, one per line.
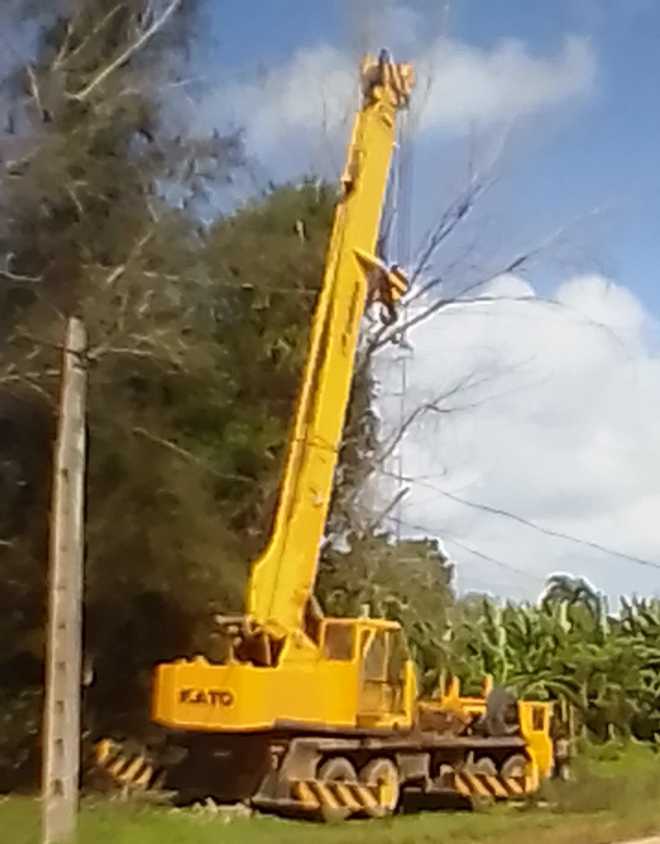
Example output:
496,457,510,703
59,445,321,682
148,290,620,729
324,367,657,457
0,0,318,774
0,0,413,782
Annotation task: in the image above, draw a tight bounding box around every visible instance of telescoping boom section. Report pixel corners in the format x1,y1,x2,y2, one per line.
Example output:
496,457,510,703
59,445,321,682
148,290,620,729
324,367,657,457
152,53,417,734
246,56,413,637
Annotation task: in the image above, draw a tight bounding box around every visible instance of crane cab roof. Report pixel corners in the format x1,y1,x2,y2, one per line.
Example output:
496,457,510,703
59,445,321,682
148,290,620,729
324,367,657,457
323,616,402,633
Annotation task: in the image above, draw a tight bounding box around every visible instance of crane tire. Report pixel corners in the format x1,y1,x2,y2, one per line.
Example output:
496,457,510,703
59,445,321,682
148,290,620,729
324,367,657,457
501,754,527,779
472,757,497,776
360,757,400,816
470,757,497,810
317,757,357,823
318,756,357,782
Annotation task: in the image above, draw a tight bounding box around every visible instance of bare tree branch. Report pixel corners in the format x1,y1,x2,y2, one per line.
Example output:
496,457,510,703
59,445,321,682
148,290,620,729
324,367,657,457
87,345,179,365
409,174,493,289
104,229,154,287
369,248,538,355
66,184,85,217
132,426,254,484
403,233,481,310
8,329,66,353
0,253,43,284
68,0,182,102
378,465,449,485
26,65,47,122
366,486,409,533
0,370,56,404
0,268,42,284
52,17,76,69
376,372,493,466
56,4,125,70
394,198,612,350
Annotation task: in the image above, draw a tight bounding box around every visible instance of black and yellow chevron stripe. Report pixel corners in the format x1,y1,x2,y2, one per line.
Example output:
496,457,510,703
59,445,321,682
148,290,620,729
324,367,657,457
93,739,166,792
453,771,528,800
291,778,388,820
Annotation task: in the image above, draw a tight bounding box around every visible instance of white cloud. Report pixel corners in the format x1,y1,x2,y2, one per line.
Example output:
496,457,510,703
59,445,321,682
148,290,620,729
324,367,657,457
375,275,660,604
416,35,596,133
189,47,351,180
207,45,356,168
197,11,596,171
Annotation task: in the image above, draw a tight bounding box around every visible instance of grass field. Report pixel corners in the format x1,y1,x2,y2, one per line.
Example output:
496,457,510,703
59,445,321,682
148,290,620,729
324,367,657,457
5,744,660,844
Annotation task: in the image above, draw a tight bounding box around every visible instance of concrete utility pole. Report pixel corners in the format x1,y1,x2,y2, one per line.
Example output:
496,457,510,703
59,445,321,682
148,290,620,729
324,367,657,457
42,318,87,844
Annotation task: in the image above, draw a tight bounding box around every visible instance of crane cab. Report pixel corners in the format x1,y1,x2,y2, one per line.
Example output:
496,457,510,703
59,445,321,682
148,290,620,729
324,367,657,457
320,617,417,730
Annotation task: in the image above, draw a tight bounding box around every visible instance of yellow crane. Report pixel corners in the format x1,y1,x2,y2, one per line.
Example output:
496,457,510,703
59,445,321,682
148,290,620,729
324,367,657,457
101,51,555,820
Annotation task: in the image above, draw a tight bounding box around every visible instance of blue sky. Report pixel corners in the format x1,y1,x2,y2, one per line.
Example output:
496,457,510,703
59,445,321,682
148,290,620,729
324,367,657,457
199,0,660,313
191,1,660,601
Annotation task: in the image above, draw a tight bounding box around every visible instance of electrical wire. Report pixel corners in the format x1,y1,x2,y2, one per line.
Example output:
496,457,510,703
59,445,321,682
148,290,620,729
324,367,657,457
383,471,660,572
390,514,544,584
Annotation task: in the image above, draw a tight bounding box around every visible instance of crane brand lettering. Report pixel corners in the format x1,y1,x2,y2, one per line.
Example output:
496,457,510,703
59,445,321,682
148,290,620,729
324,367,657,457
179,688,234,707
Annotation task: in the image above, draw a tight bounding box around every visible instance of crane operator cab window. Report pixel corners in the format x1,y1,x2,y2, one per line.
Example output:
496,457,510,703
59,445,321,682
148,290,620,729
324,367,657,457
363,629,387,680
322,622,356,661
359,627,408,716
532,705,548,732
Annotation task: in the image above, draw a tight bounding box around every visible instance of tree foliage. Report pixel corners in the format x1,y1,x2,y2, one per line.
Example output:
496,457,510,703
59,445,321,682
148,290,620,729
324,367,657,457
319,536,454,692
446,589,660,742
0,0,448,784
0,0,337,777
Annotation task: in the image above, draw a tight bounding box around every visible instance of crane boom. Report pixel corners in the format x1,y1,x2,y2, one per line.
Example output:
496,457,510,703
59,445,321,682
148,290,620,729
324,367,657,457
246,54,414,635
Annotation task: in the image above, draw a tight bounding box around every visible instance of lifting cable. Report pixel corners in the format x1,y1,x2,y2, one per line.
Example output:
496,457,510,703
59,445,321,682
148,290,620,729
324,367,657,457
393,106,414,540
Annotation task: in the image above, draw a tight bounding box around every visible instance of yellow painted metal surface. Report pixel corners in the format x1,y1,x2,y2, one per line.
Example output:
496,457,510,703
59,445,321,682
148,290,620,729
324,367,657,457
154,654,358,731
246,55,414,635
519,700,554,781
153,616,415,731
153,53,416,736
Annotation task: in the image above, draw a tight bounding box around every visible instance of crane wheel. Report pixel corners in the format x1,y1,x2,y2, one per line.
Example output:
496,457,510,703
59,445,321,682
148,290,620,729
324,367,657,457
433,762,455,788
472,757,497,776
500,754,527,779
316,757,357,823
318,756,357,782
359,758,400,817
469,757,497,810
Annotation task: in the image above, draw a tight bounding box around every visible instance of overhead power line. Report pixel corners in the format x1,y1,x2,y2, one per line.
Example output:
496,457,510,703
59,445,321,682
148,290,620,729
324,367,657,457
383,472,660,572
445,535,546,585
391,515,543,583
